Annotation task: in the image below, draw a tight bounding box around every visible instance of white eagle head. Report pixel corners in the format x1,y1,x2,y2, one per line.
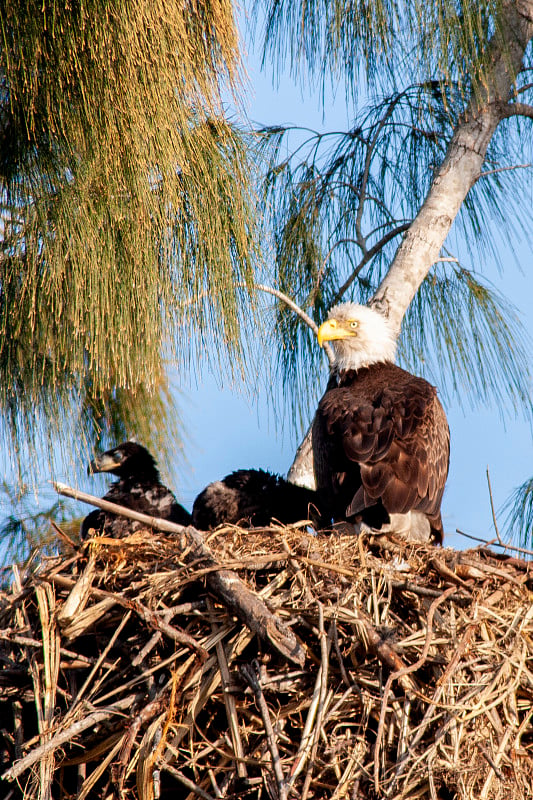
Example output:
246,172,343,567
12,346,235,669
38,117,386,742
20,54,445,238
317,302,397,371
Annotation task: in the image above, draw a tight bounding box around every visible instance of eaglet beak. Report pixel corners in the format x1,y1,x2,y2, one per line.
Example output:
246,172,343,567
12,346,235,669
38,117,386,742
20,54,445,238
317,318,351,347
87,453,120,476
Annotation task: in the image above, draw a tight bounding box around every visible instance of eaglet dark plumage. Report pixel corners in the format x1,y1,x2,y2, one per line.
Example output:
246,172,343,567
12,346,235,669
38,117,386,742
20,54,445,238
80,441,191,539
192,468,321,530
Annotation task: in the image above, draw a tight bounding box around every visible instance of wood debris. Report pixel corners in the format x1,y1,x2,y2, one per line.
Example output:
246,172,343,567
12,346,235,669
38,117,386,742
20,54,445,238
0,522,532,799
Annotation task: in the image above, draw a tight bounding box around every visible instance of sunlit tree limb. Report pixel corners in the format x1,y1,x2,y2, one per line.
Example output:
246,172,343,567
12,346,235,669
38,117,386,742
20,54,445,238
372,0,533,331
254,283,335,366
262,0,533,488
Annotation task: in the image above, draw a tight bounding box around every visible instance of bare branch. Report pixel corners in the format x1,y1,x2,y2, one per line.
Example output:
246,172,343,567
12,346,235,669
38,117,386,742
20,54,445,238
500,101,533,118
254,283,335,367
477,163,533,182
514,81,533,95
455,528,533,557
486,467,504,545
332,222,411,305
320,238,360,271
53,483,306,667
254,284,318,333
3,694,142,781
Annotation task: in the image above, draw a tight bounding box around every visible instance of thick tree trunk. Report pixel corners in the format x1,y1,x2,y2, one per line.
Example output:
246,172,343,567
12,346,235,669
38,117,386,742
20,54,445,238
373,0,533,332
288,0,533,487
286,418,315,487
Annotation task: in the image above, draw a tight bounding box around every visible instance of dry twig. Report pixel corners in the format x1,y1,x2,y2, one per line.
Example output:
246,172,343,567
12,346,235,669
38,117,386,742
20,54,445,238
1,524,531,800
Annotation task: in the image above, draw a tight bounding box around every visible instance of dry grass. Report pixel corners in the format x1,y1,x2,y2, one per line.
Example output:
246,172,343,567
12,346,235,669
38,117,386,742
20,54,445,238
1,524,532,799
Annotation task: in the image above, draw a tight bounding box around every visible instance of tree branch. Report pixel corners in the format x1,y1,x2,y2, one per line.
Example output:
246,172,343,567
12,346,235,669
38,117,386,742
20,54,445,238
254,283,335,367
371,0,533,332
514,81,533,94
500,101,533,118
332,222,411,305
476,162,533,182
53,483,306,667
3,694,143,782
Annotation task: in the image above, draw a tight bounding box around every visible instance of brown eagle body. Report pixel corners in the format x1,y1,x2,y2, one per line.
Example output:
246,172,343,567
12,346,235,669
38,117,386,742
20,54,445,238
313,303,450,543
192,468,321,530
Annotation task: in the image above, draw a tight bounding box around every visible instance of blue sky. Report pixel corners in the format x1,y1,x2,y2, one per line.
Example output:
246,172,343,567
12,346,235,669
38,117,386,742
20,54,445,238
173,15,533,551
1,11,531,555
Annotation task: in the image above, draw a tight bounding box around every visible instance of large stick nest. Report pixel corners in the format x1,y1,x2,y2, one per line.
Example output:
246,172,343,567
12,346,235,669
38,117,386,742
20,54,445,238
1,524,532,800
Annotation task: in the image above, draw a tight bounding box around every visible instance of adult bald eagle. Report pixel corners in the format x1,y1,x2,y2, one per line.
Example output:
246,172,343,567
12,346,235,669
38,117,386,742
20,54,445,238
192,468,321,530
313,303,449,543
80,441,191,539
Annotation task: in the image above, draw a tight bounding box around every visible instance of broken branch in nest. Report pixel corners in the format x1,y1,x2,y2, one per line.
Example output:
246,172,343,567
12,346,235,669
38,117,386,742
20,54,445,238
53,482,305,667
241,659,288,800
1,519,532,799
3,692,144,782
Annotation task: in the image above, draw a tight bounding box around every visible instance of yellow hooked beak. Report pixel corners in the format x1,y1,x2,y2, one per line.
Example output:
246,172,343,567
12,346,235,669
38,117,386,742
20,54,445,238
317,318,353,347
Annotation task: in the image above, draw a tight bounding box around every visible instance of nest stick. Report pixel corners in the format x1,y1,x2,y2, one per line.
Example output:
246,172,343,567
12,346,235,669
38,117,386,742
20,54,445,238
66,611,132,718
241,659,288,800
373,585,457,793
3,693,144,781
77,736,125,800
208,598,248,780
161,763,217,800
287,657,323,786
302,603,330,800
54,482,305,667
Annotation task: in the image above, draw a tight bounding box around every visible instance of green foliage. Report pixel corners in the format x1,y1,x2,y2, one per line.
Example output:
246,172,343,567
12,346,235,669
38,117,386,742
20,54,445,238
259,83,532,425
0,481,72,571
257,0,400,89
401,266,531,415
254,0,515,99
79,371,187,475
502,477,533,544
0,0,257,470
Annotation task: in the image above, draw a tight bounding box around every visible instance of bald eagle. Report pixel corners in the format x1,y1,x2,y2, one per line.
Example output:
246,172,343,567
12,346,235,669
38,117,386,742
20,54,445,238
313,303,449,543
80,441,191,539
192,468,321,530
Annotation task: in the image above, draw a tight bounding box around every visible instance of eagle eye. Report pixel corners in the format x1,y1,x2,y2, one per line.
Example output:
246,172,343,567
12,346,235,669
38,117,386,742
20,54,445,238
350,321,358,329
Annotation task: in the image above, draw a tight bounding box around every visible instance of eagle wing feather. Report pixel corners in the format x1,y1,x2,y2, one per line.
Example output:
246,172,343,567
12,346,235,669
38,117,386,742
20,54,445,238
313,363,450,540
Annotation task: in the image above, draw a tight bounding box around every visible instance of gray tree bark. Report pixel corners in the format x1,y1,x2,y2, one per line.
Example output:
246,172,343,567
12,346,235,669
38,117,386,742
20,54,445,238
288,0,533,487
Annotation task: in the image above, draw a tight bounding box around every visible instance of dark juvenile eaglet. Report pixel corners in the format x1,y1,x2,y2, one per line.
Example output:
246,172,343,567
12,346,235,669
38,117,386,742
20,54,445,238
80,441,191,539
313,303,450,543
192,468,321,530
